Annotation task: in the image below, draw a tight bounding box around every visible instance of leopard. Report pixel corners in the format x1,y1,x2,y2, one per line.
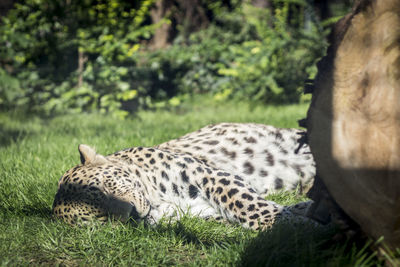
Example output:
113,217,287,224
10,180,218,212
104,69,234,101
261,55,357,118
53,123,316,230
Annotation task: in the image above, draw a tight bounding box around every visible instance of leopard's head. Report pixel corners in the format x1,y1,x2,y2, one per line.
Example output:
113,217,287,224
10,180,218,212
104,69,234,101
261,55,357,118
52,144,150,225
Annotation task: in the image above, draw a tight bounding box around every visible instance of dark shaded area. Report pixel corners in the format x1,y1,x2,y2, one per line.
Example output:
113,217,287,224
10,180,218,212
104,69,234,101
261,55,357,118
302,0,356,242
239,223,383,266
1,205,53,218
239,224,354,266
0,0,14,17
0,123,30,147
151,219,242,247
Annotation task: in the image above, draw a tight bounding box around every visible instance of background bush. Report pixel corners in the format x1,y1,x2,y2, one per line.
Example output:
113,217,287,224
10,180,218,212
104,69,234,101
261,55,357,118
0,0,350,117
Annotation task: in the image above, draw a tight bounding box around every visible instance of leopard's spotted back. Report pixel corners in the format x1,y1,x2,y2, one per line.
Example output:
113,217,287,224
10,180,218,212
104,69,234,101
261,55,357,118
158,123,315,196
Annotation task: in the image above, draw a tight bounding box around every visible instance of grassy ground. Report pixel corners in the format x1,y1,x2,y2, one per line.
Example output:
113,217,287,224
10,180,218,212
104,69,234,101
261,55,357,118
0,98,382,266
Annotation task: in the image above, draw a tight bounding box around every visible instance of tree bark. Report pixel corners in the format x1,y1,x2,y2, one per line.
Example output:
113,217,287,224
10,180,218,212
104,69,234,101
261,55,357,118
251,0,271,9
150,0,210,49
150,0,174,49
77,50,87,88
306,0,400,249
176,0,209,37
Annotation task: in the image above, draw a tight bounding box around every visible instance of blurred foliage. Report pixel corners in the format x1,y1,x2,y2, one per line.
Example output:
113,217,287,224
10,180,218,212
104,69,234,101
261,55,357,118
0,0,335,117
0,0,155,118
134,1,326,107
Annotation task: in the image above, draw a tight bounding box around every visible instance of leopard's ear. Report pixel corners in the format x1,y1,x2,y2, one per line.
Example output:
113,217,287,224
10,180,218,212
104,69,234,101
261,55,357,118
78,144,108,165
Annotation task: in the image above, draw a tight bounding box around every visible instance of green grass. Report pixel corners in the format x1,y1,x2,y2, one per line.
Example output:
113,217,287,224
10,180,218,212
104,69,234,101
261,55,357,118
0,98,384,266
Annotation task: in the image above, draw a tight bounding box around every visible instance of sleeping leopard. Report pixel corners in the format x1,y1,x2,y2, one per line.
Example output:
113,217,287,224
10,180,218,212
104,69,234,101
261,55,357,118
53,123,316,229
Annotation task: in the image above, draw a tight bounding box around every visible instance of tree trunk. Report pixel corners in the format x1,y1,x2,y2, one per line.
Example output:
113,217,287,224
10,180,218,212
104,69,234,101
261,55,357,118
150,0,174,49
149,0,210,49
77,50,87,88
305,0,400,249
251,0,271,9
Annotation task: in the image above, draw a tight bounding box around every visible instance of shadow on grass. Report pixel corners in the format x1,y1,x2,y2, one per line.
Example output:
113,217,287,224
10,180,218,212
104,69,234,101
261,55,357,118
239,224,333,266
147,218,377,266
2,205,53,219
0,123,30,147
145,218,243,248
238,222,380,267
146,217,356,266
